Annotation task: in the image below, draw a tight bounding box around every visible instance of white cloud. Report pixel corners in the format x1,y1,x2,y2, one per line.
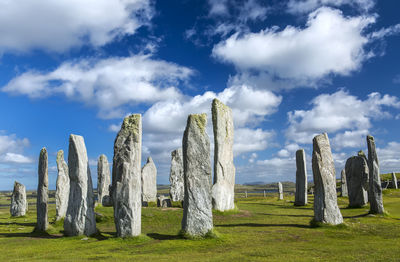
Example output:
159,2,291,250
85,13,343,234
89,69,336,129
377,141,400,173
2,55,193,119
0,132,32,164
234,128,275,156
287,0,375,14
213,7,375,86
208,0,229,16
0,0,153,54
286,90,400,146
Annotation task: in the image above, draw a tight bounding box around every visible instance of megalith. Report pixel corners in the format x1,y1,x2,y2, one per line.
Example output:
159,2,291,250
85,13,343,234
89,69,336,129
278,182,283,200
141,157,157,202
367,135,384,214
345,156,369,207
312,133,343,225
36,147,48,231
211,99,235,211
97,154,111,205
112,114,142,237
181,114,213,237
169,148,184,202
340,169,348,197
55,150,69,221
391,172,398,189
295,149,307,206
64,134,96,236
10,181,27,217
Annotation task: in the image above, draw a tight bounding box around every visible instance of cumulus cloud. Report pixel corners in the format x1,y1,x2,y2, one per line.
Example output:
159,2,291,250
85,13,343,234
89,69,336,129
377,142,400,173
213,7,375,87
2,55,193,119
287,0,375,14
0,0,153,54
286,90,400,147
208,0,229,16
0,132,32,164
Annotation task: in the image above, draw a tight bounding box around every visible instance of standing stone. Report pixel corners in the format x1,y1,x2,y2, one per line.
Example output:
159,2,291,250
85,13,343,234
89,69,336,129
55,150,69,221
391,172,398,189
112,114,142,237
10,181,27,217
157,195,172,208
211,99,235,211
295,149,308,206
141,157,157,202
36,148,48,231
64,135,96,236
181,114,213,237
312,133,343,225
169,148,184,202
278,182,284,200
245,191,247,198
367,135,384,214
97,154,111,205
340,169,348,197
345,156,369,207
263,190,266,197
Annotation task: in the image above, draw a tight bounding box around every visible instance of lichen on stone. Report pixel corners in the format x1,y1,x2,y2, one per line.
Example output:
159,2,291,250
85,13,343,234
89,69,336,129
191,113,207,134
358,150,366,158
367,135,374,141
56,150,64,162
122,114,141,134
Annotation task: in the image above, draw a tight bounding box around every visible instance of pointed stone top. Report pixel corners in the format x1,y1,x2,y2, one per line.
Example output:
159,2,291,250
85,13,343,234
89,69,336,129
212,98,230,111
57,150,64,161
357,150,366,158
40,147,47,155
98,154,107,161
121,114,141,133
14,181,23,187
367,134,374,141
146,156,153,163
188,113,207,133
171,148,182,157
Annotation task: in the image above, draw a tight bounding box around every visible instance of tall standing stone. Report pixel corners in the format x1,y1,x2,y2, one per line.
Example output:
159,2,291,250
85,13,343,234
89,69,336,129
295,149,308,206
211,99,235,211
97,154,111,205
345,156,369,207
56,150,69,221
169,148,184,202
64,135,96,236
112,114,142,237
391,172,398,189
340,169,348,197
278,182,283,200
181,114,213,237
141,157,157,202
10,181,27,217
312,133,343,225
367,135,384,214
37,147,48,231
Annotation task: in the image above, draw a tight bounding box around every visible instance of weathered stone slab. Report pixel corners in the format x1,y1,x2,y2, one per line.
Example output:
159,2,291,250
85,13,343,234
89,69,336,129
295,149,307,206
97,154,111,205
112,114,142,237
312,133,343,225
169,148,184,202
141,157,157,202
211,99,235,211
64,135,96,236
56,150,69,221
278,182,283,200
10,181,27,217
340,169,348,197
345,156,369,207
367,135,384,214
181,113,213,237
157,195,172,208
391,172,398,189
37,147,48,231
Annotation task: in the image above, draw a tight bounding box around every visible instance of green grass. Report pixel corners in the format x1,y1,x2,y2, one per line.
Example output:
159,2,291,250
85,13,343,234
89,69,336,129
0,189,399,261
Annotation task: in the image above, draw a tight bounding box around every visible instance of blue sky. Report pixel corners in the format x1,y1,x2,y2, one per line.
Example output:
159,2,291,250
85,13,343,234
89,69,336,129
0,0,400,190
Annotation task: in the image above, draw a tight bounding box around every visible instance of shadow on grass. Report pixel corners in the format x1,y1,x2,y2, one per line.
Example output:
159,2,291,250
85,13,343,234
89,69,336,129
343,213,370,219
0,222,36,226
258,213,313,218
147,233,181,240
215,223,310,229
0,231,62,239
244,203,313,210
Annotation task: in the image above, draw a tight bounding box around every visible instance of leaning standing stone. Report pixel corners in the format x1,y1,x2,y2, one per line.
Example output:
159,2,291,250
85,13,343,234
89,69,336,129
211,99,235,211
141,157,157,202
345,156,369,207
295,149,307,206
36,147,48,231
97,154,111,205
340,169,348,197
64,135,96,236
56,150,69,221
10,181,27,217
112,114,142,237
367,135,384,214
391,172,398,189
181,114,213,237
278,182,283,200
312,133,343,225
169,148,184,202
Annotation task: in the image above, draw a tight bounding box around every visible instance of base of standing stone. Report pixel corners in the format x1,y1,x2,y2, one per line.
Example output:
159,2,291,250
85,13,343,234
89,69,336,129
179,229,219,239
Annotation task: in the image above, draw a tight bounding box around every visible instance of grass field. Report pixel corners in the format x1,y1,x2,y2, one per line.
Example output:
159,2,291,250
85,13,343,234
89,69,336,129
0,188,399,261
